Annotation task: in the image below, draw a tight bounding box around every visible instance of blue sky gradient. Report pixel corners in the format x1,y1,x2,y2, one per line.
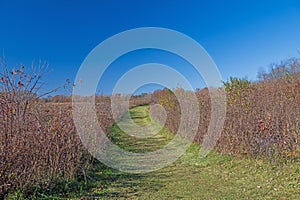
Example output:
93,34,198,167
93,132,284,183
1,0,300,94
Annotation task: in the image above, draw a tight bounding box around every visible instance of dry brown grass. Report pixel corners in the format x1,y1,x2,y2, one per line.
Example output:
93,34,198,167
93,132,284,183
152,75,300,162
0,59,152,198
0,61,89,197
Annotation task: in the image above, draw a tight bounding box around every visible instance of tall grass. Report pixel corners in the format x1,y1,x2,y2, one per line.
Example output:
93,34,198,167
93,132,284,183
0,59,152,198
152,61,300,163
0,61,89,198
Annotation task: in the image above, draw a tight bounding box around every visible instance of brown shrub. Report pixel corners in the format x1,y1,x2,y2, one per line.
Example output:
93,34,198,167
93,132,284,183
152,76,300,162
0,58,152,197
0,61,91,197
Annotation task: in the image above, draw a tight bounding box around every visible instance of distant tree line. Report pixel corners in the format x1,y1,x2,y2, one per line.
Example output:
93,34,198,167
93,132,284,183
257,57,300,81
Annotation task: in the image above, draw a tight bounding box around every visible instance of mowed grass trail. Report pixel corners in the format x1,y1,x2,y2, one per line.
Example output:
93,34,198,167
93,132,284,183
78,105,299,199
107,105,174,153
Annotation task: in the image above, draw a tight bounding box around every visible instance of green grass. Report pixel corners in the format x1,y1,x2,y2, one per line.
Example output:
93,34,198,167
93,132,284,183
108,105,174,153
82,147,300,199
10,105,300,199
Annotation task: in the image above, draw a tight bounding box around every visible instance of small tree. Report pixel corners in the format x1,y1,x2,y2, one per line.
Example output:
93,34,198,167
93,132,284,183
0,57,97,199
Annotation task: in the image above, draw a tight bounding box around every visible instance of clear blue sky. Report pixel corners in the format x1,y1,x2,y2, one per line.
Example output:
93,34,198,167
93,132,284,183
1,0,300,95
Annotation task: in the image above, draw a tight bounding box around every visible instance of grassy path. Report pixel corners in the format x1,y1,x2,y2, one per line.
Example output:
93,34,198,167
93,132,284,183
75,105,299,199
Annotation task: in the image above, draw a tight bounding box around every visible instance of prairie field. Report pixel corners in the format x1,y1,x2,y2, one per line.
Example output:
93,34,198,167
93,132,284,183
3,105,299,199
1,59,300,199
2,1,300,199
